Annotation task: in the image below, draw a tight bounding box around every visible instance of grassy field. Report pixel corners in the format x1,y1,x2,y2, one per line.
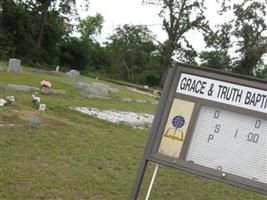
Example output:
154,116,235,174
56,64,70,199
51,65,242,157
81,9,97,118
0,67,266,200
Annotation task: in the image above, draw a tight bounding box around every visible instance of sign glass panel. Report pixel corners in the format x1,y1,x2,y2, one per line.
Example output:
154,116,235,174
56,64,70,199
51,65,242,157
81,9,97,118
186,106,267,184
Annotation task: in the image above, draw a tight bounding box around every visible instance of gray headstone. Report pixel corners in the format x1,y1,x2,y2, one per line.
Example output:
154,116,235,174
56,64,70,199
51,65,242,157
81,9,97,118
73,81,91,90
51,89,66,95
86,82,110,97
8,59,22,73
40,87,66,95
74,81,114,98
66,69,80,77
136,99,147,104
30,116,40,125
81,92,110,100
109,88,119,93
40,87,52,94
5,84,31,92
120,97,133,103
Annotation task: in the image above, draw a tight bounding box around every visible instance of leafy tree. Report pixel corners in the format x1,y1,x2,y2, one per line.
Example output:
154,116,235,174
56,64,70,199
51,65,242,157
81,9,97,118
256,65,267,79
199,51,231,70
0,0,37,61
159,0,208,67
33,0,88,48
65,13,108,72
231,0,267,76
86,42,110,71
79,13,104,42
261,68,267,79
200,0,266,76
0,0,86,67
200,22,232,70
36,9,69,65
59,37,90,70
106,24,156,81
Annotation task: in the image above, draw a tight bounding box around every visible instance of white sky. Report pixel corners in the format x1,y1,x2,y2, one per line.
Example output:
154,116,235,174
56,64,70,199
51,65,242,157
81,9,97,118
76,0,236,51
76,0,266,64
77,0,164,42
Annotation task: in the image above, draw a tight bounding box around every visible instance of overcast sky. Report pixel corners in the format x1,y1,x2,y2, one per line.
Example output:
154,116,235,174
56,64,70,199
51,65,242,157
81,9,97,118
77,0,220,48
77,0,163,42
76,0,266,63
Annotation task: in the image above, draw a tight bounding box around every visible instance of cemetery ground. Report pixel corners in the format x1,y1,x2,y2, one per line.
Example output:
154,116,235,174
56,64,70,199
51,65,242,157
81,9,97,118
0,66,266,200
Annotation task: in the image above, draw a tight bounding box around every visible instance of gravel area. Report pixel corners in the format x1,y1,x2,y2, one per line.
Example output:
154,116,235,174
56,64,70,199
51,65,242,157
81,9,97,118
73,107,154,128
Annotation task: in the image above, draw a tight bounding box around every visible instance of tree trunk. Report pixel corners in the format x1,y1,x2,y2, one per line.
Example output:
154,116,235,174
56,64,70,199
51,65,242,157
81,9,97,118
130,68,134,81
122,59,132,81
37,1,50,48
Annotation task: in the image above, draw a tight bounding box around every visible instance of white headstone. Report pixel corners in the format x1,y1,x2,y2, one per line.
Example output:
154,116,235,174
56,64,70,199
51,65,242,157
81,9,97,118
39,104,46,112
56,66,60,72
8,59,22,73
0,99,7,107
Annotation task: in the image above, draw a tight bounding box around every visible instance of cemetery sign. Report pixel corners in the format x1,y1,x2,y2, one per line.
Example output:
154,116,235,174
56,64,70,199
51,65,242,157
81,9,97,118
130,63,267,199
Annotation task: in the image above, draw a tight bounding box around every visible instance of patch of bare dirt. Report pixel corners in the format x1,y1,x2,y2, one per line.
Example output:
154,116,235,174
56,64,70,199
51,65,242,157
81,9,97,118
12,108,66,126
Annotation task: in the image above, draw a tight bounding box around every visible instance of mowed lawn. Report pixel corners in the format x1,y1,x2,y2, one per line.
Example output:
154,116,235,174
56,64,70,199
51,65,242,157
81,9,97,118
0,68,266,200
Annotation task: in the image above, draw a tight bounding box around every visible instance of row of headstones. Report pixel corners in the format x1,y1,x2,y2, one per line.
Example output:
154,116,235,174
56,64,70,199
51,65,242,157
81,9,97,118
55,66,80,77
1,59,80,77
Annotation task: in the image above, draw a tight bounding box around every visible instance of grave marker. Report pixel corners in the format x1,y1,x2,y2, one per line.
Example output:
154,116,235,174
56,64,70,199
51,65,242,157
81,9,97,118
39,104,46,112
66,69,80,77
8,59,22,73
56,66,60,72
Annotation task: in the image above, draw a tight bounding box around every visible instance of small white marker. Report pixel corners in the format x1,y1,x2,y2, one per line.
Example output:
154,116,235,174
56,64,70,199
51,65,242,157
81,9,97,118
39,104,46,112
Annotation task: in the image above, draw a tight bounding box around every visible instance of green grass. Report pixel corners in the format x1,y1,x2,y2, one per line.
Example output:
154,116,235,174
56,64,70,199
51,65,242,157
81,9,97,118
0,106,146,200
0,67,266,200
0,68,156,113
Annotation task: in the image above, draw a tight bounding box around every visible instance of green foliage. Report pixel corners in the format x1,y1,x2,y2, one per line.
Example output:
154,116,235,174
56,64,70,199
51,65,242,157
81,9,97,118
59,36,110,72
79,13,104,42
138,70,160,86
0,29,16,59
231,0,267,76
1,1,37,60
106,24,156,82
200,0,266,76
200,51,231,70
255,65,267,79
159,0,209,66
0,0,88,68
59,37,90,70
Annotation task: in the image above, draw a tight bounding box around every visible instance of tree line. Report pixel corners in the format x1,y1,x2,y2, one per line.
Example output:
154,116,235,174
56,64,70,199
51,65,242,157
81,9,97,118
0,0,266,86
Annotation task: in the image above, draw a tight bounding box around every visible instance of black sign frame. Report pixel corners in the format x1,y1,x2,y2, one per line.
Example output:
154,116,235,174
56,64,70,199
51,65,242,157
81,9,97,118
130,63,267,200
